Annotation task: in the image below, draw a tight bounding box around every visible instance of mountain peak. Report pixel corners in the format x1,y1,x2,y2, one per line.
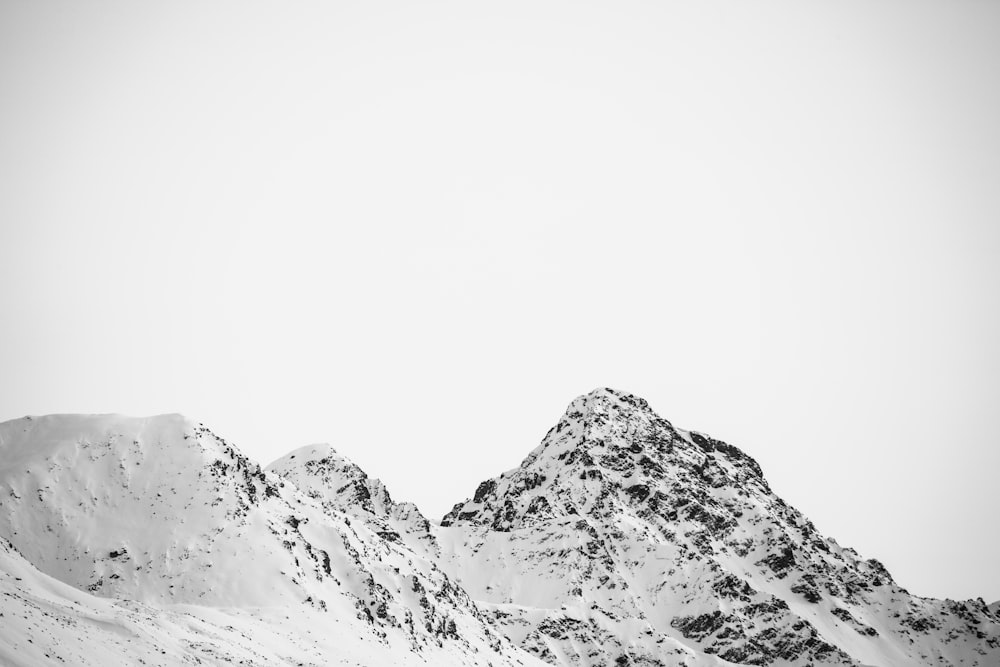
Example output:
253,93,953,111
268,441,437,554
514,387,661,468
438,392,1000,666
0,412,298,605
272,442,347,467
442,388,770,533
567,386,652,416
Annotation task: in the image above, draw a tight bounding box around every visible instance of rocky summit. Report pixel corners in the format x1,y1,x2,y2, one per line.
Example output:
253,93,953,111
1,390,998,666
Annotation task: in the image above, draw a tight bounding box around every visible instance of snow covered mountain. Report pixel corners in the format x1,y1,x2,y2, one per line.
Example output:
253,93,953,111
267,443,440,561
437,388,1000,666
1,390,997,666
0,414,542,666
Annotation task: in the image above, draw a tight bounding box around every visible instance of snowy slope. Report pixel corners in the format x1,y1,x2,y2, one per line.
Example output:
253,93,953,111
437,388,1000,667
0,414,545,666
0,536,474,667
1,394,997,667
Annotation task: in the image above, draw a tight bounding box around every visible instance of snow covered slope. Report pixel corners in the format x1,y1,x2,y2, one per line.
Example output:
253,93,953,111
0,535,482,667
0,414,544,666
1,393,997,666
437,388,1000,667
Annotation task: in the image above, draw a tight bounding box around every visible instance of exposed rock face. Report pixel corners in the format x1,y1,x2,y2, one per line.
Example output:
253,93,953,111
1,392,998,666
437,388,1000,667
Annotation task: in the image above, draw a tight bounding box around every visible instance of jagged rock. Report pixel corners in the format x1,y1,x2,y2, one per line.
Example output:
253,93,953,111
436,387,1000,667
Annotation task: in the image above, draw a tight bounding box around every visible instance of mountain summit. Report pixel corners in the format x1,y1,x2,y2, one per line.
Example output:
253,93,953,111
442,387,767,531
1,391,997,666
437,387,1000,666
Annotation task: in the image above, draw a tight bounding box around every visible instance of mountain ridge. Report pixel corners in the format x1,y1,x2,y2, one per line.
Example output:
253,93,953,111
435,387,999,666
1,389,997,666
0,412,544,666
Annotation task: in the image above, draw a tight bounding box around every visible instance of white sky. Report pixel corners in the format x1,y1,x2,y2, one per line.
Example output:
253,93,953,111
2,0,998,603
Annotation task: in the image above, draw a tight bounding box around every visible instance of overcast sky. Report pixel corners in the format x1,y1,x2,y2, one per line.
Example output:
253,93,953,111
2,0,998,603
